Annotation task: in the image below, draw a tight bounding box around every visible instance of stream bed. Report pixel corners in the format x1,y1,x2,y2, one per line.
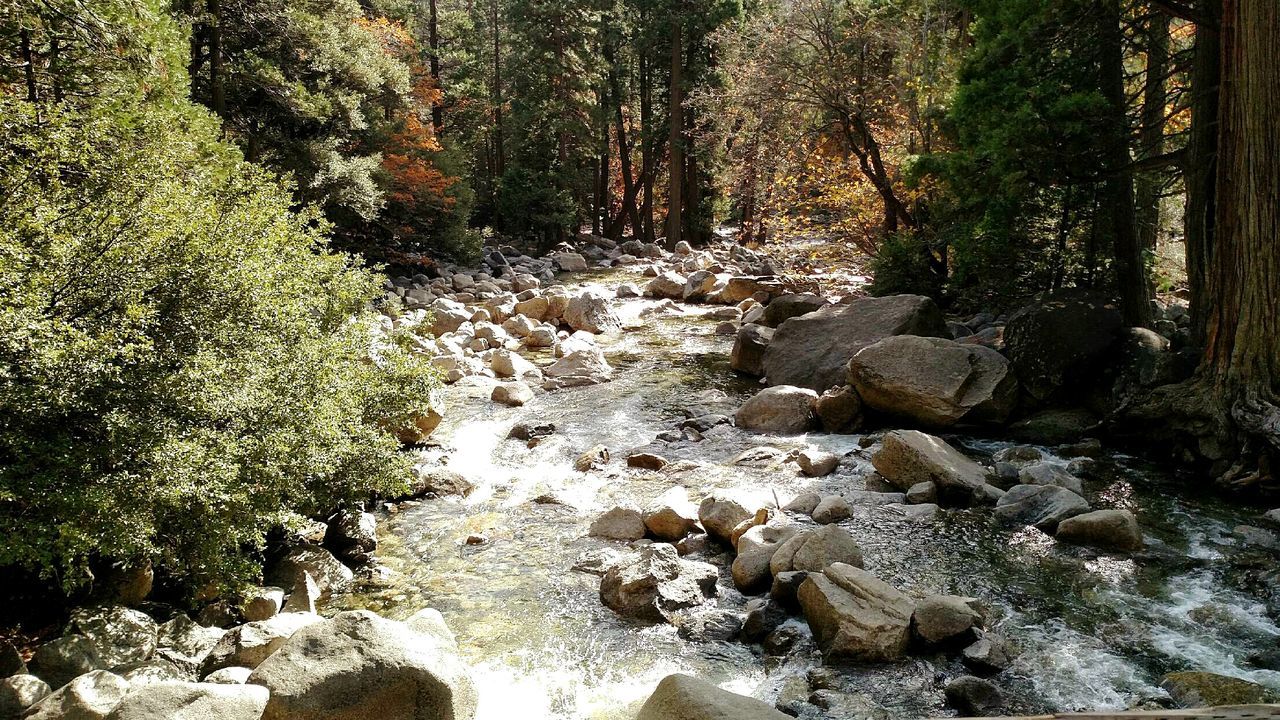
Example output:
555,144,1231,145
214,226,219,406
339,267,1280,720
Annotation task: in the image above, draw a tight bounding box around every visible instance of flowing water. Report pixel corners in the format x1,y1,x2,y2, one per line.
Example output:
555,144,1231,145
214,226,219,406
340,267,1280,719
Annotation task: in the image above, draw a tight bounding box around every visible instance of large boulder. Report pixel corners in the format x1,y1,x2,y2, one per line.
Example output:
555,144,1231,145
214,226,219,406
815,385,863,433
760,294,826,328
797,563,915,661
1003,291,1123,401
636,674,792,720
156,615,223,669
248,610,477,720
735,386,818,434
731,524,800,593
994,485,1090,532
769,525,864,575
104,682,269,720
848,336,1017,426
871,430,990,502
563,291,621,334
24,670,129,720
71,607,159,671
730,324,773,377
1054,509,1143,551
30,636,103,690
551,252,588,272
599,544,718,622
761,295,948,391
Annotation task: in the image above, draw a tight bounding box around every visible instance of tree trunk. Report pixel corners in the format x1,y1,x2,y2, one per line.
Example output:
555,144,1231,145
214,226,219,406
666,20,684,249
208,0,224,119
1185,0,1221,347
491,0,505,178
19,29,37,103
604,49,640,240
1100,0,1152,328
1202,0,1280,415
594,89,608,236
639,48,656,244
1135,12,1170,255
428,0,444,135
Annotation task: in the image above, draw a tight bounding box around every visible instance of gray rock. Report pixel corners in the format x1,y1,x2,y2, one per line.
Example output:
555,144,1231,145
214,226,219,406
871,430,989,502
770,525,864,575
945,675,1003,715
811,496,852,524
636,673,791,720
203,667,253,684
0,674,50,717
25,670,128,720
905,481,937,504
104,681,268,720
762,295,948,392
1008,408,1100,445
588,506,648,541
30,636,102,691
157,615,224,668
783,492,822,515
797,448,840,477
815,385,863,433
1018,462,1085,497
730,324,774,377
491,381,534,407
247,610,477,720
848,336,1016,426
1055,509,1144,551
201,613,323,674
732,524,801,593
563,290,621,333
760,294,826,328
269,544,353,599
241,587,286,623
912,596,983,645
735,386,818,434
642,488,701,542
0,640,23,677
280,573,319,615
962,635,1013,675
599,544,718,622
994,484,1091,532
698,494,752,545
1004,291,1122,401
798,563,914,661
645,271,688,300
70,606,159,670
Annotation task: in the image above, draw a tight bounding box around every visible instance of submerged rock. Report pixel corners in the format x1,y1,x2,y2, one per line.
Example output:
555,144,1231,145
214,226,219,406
636,673,791,720
1160,671,1278,707
1055,509,1144,551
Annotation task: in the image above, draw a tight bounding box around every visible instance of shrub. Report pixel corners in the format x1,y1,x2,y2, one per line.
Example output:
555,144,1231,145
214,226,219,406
0,97,437,595
868,231,944,298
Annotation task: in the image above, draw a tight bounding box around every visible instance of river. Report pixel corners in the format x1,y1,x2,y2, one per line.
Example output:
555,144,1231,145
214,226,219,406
340,266,1280,719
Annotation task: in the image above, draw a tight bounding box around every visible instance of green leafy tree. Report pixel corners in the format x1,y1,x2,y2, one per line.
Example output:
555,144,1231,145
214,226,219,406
0,95,437,595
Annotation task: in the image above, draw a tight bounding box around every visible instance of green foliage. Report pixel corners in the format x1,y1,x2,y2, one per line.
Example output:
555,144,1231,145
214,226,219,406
916,0,1121,308
868,231,943,298
0,96,438,594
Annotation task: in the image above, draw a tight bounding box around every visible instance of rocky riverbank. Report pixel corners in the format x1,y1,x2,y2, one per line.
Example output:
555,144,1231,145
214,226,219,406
7,233,1280,719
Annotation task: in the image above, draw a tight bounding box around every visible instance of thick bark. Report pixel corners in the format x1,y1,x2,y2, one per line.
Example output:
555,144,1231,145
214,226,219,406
1135,12,1170,254
1202,0,1280,416
1100,0,1152,328
594,89,608,236
665,20,684,248
1185,0,1221,347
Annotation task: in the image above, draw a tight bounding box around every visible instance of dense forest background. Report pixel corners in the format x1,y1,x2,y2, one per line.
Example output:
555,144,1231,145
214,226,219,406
0,0,1276,598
